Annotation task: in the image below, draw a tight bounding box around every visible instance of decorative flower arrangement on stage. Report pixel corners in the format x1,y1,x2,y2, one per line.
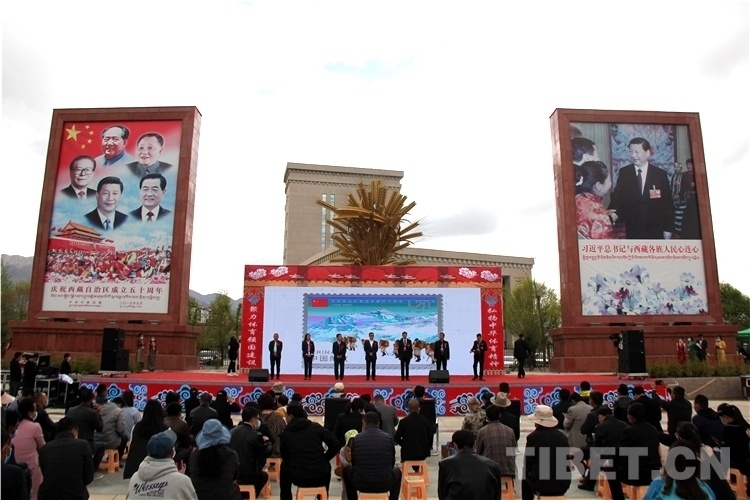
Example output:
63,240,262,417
582,265,707,315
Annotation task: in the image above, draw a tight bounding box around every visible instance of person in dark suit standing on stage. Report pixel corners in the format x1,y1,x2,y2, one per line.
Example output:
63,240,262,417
301,333,315,380
60,155,98,200
268,333,283,380
513,334,532,378
332,333,347,380
364,332,379,381
471,333,487,381
129,173,172,222
84,176,129,231
394,331,413,381
433,332,450,371
609,137,673,239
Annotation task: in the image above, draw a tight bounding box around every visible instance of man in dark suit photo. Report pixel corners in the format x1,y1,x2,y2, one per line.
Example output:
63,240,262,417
433,332,450,371
609,137,673,239
268,332,283,380
126,132,173,176
332,333,347,380
84,176,128,231
60,155,97,200
129,173,172,222
363,331,378,381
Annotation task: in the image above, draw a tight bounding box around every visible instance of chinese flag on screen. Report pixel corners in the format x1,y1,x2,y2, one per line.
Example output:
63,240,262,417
310,298,328,307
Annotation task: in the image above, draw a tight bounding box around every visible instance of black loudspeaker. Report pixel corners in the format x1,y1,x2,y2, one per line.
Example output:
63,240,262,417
618,330,646,373
428,369,450,383
102,328,126,350
248,369,269,382
100,348,129,372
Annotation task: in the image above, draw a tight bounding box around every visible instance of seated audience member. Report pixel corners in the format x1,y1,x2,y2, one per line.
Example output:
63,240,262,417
475,404,516,478
188,420,241,500
38,417,94,499
93,392,126,471
563,392,591,451
258,393,286,458
127,429,198,500
492,392,520,442
461,397,486,435
438,429,501,500
394,399,432,464
184,387,201,423
334,397,364,447
229,406,272,498
643,439,716,500
659,385,693,440
691,395,724,446
164,402,193,465
633,385,663,432
480,391,493,411
674,421,733,499
608,402,661,500
523,405,570,500
123,400,168,480
33,392,56,443
66,387,103,455
373,394,399,438
579,381,592,404
211,389,241,430
551,388,571,429
119,390,142,459
189,392,218,437
279,403,340,500
716,404,750,473
343,411,401,500
613,384,634,423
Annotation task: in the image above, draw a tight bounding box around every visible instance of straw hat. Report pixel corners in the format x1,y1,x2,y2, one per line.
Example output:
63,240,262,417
528,405,558,428
491,392,511,408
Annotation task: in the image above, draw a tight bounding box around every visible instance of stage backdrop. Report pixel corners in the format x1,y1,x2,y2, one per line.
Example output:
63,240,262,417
241,265,504,375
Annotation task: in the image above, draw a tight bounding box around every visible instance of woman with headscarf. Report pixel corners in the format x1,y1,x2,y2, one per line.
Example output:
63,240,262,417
210,390,240,430
187,419,241,500
227,336,240,376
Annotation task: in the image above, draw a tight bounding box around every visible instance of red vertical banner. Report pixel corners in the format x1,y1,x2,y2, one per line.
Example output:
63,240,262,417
482,289,503,371
241,286,265,369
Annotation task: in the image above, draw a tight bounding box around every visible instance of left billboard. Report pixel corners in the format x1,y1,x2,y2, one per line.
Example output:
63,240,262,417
42,120,182,313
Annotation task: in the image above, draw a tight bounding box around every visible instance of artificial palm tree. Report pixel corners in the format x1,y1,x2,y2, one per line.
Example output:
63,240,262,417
316,180,423,265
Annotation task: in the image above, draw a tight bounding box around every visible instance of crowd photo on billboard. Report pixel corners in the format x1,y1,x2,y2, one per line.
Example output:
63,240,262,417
42,120,183,314
571,122,707,317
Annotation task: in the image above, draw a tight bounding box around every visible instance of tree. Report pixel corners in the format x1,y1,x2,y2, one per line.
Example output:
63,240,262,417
720,282,750,329
504,278,561,366
187,297,203,326
316,180,423,265
204,291,236,356
1,263,30,351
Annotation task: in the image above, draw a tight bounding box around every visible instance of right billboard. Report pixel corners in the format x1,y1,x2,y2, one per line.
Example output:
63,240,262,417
551,110,720,325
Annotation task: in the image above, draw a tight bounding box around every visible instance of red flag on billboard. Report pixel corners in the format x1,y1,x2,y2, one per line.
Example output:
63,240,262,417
310,298,328,307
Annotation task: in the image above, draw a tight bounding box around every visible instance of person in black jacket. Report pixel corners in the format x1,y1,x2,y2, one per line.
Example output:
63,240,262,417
394,399,432,463
334,398,364,447
279,403,340,500
608,402,662,500
344,411,402,500
227,336,239,376
438,430,501,500
2,427,29,500
22,353,39,396
59,353,72,376
9,352,23,397
633,385,663,432
659,385,693,441
513,334,532,378
613,384,634,423
523,405,571,500
38,417,94,500
692,394,724,446
229,406,272,498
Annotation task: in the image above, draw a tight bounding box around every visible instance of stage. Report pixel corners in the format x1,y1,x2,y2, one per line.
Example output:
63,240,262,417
77,369,659,416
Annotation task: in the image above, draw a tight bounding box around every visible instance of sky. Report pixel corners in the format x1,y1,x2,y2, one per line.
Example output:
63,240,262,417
2,0,749,301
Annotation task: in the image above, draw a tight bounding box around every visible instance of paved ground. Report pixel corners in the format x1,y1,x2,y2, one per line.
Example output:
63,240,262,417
54,399,750,500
